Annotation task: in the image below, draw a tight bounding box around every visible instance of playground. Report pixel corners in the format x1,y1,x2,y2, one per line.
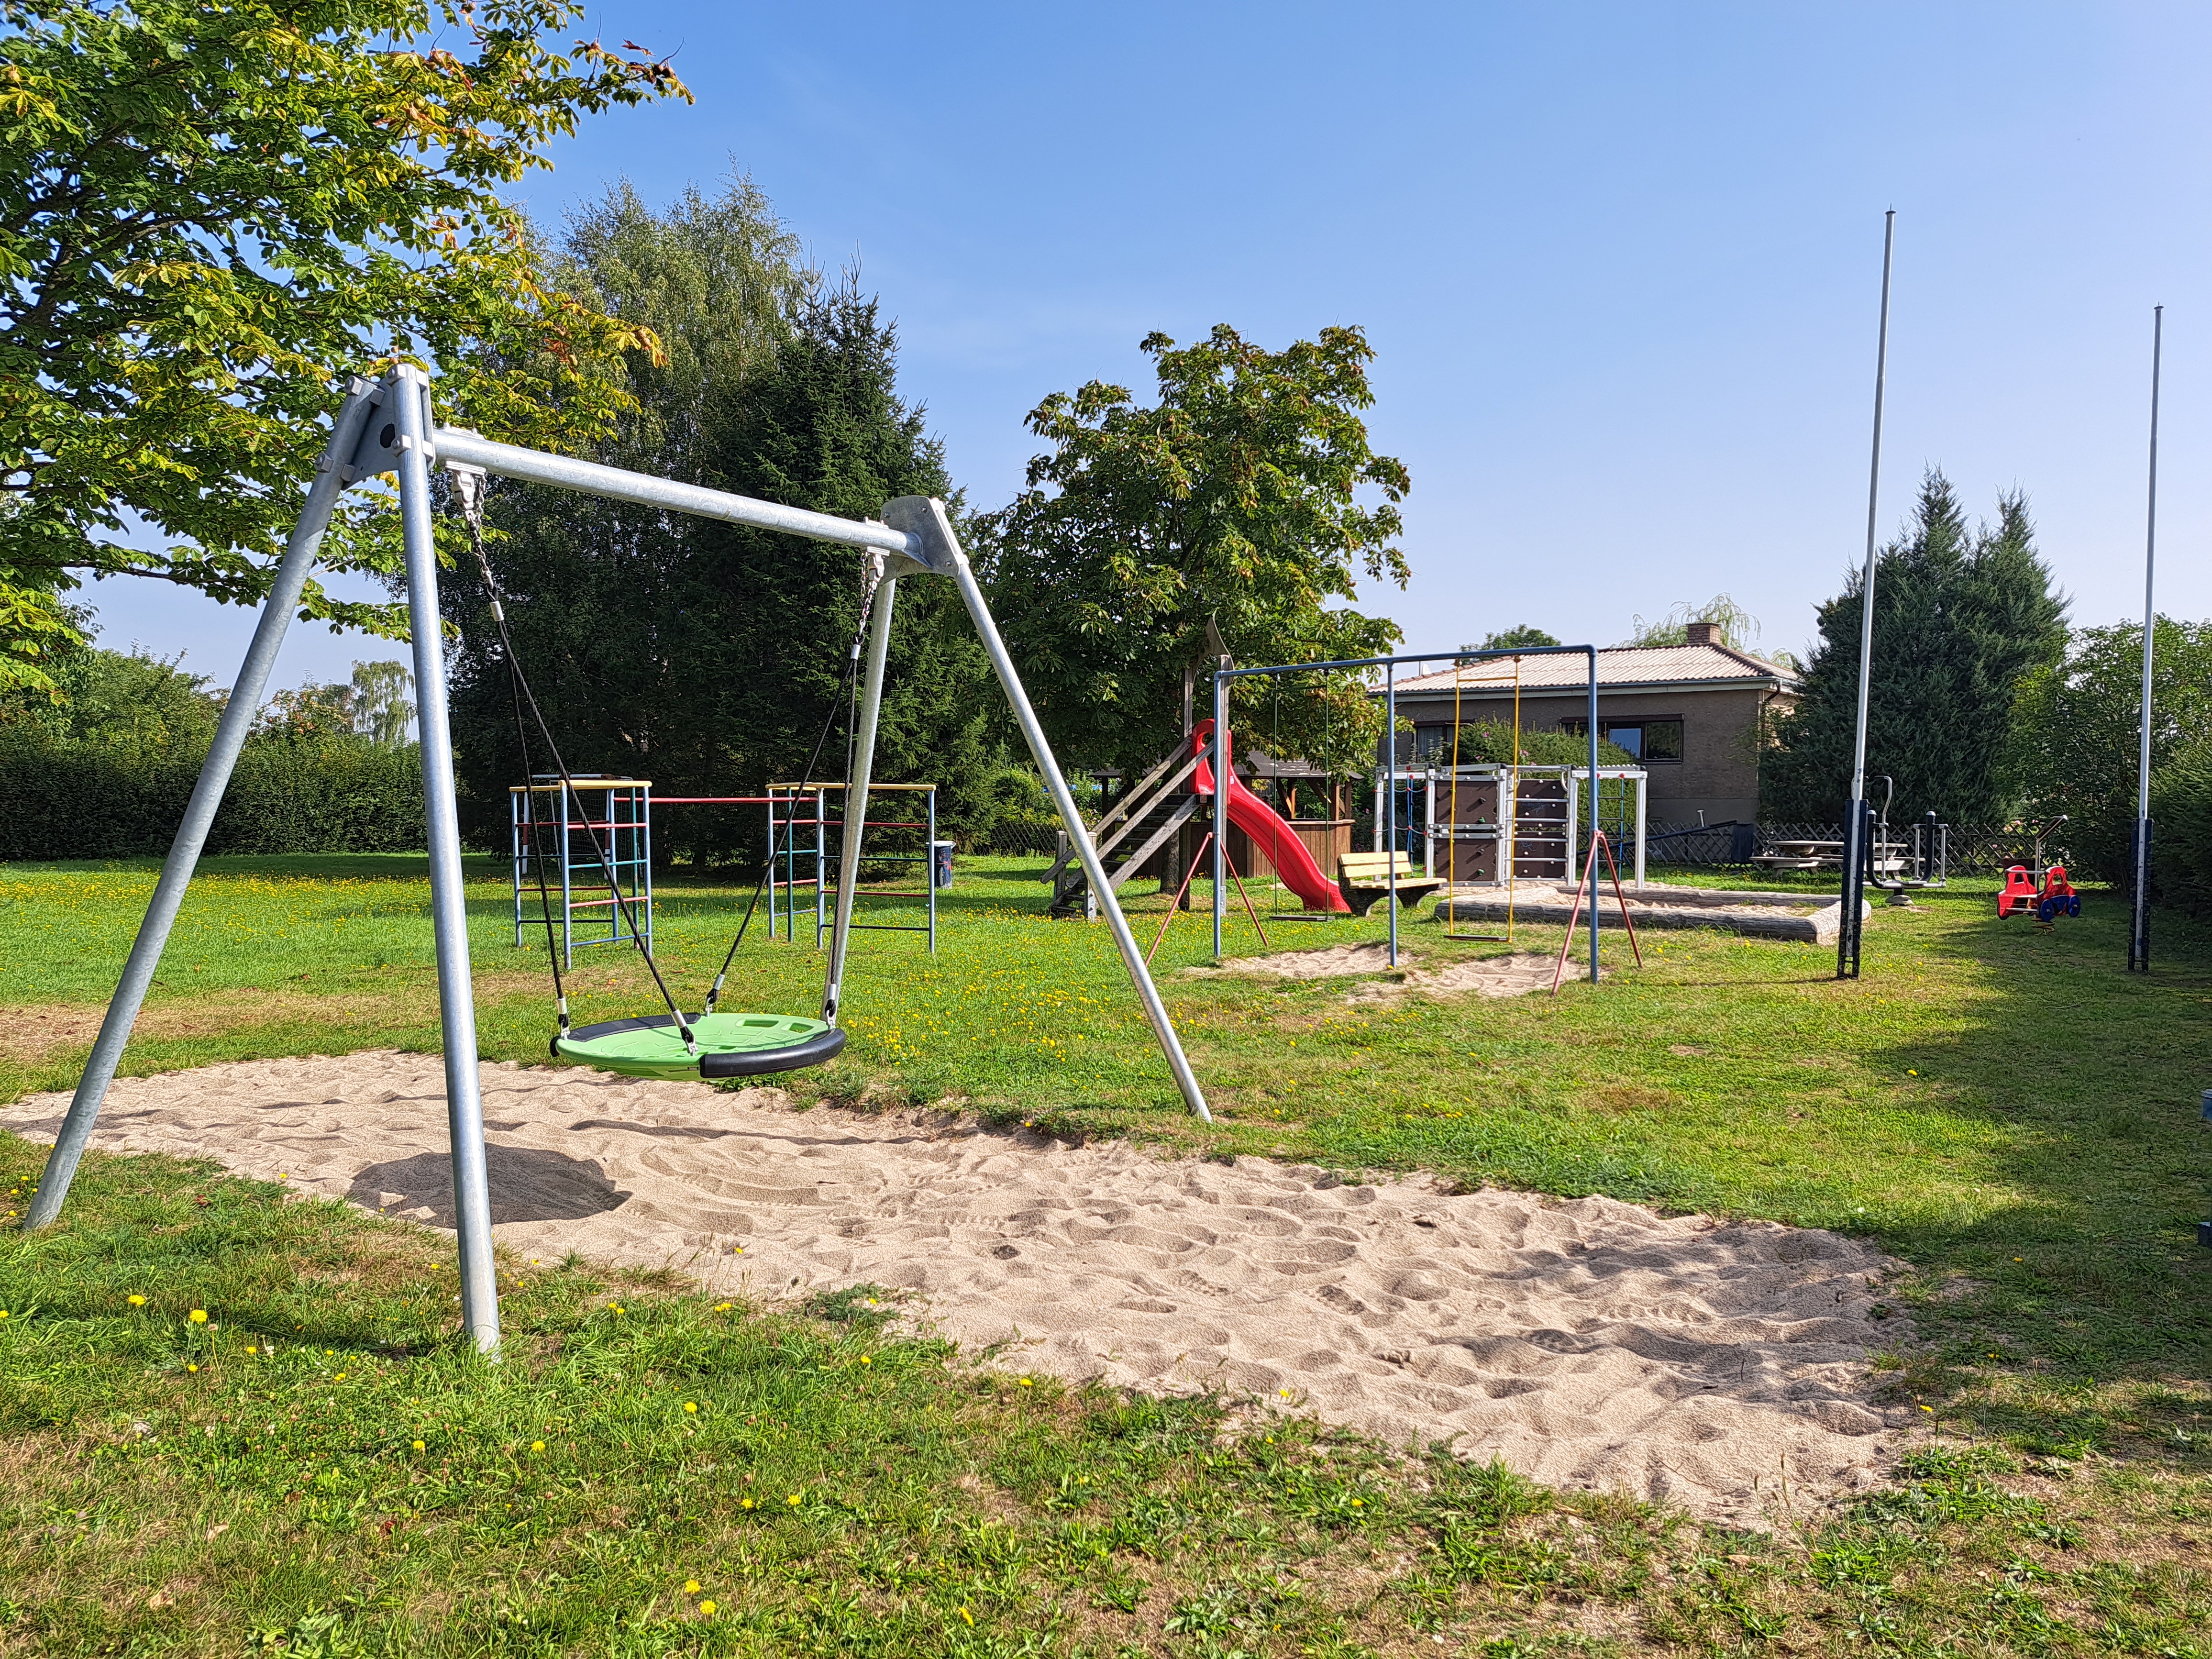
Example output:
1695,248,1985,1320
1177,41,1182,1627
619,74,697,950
1,850,2208,1653
0,345,2200,1659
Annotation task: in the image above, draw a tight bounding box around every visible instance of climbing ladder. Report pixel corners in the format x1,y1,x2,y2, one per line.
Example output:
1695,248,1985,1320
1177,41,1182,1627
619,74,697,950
1045,738,1206,918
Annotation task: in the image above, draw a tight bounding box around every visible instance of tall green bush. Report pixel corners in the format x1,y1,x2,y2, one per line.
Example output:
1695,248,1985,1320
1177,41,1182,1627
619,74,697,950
2013,617,2212,884
2148,752,2212,918
0,732,423,860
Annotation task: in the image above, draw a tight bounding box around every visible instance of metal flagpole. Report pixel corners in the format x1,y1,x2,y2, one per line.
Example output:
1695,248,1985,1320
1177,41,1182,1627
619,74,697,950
2130,306,2163,973
1838,209,1895,982
28,380,381,1229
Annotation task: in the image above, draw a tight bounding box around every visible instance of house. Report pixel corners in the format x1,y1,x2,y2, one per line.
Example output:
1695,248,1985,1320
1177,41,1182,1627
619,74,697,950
1384,623,1798,825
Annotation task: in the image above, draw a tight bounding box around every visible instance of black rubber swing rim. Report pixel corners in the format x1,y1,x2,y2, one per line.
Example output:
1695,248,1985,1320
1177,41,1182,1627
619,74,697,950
551,1015,848,1079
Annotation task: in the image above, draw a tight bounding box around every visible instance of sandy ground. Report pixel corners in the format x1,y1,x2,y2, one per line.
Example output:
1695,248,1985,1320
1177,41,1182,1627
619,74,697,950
1189,942,1566,1001
4,1052,1914,1525
1438,883,1856,945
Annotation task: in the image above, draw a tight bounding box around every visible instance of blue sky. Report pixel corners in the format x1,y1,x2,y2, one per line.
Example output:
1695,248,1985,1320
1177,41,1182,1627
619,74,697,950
86,1,2211,697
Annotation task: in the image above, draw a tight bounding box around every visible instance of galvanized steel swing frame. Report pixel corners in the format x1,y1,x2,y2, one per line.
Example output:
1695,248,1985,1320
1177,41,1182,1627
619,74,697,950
27,367,1212,1352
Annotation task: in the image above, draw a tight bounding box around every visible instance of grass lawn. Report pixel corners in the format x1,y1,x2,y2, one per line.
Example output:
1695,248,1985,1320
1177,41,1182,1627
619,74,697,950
1,852,2208,1655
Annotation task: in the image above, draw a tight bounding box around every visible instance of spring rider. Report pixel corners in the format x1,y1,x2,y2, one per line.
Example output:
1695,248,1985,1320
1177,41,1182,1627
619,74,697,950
1998,864,2079,922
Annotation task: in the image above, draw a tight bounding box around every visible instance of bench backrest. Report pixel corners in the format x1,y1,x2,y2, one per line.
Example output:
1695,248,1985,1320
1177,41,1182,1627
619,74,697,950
1338,852,1425,881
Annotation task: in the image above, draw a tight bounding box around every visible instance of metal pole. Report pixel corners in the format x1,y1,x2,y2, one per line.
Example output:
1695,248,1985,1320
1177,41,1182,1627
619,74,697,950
384,368,499,1353
940,550,1212,1120
1425,774,1437,878
566,781,580,966
824,558,896,1023
1211,670,1228,959
639,784,653,956
765,796,778,939
927,784,938,954
2131,305,2163,973
813,785,826,946
29,380,380,1228
511,790,523,946
1633,771,1647,889
1587,648,1600,985
1386,664,1399,967
1840,209,1895,982
1565,772,1578,886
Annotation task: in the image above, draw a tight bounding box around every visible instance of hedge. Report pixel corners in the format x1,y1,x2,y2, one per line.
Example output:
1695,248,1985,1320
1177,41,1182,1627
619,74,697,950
0,734,426,861
2149,757,2212,919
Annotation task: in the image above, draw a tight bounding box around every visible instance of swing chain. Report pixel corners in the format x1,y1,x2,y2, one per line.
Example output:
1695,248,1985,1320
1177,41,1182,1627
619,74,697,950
444,462,700,1054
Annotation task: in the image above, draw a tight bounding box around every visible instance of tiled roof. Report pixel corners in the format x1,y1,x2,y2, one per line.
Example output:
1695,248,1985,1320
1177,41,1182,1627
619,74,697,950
1389,643,1797,695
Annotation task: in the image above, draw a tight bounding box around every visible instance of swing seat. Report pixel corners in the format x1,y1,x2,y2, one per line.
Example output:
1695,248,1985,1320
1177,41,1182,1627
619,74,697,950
554,1011,846,1081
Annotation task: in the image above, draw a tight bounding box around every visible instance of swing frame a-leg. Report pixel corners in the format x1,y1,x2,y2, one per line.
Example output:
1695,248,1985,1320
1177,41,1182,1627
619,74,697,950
27,368,1214,1355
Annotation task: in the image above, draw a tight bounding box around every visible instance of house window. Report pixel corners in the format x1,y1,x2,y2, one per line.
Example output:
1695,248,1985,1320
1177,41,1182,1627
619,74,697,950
1562,717,1683,762
1413,724,1452,761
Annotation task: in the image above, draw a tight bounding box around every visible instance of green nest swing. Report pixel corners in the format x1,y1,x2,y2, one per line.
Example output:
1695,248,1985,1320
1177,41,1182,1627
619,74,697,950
554,1012,844,1082
461,469,871,1089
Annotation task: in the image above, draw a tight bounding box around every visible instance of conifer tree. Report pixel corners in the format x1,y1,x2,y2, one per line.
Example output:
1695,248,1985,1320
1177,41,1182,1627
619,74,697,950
446,183,1001,862
1761,472,2067,823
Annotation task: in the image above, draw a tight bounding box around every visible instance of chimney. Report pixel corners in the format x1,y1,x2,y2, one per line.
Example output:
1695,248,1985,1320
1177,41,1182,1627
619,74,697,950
1683,620,1720,648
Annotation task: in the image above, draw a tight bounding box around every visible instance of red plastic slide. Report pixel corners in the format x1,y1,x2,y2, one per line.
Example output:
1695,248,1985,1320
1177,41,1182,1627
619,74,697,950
1189,720,1350,913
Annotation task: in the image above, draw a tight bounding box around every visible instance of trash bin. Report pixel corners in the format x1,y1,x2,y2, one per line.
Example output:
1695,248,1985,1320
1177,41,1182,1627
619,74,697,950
931,841,956,888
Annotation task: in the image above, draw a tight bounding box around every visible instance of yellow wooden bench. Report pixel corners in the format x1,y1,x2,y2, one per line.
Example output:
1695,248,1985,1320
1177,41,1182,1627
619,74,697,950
1335,851,1446,917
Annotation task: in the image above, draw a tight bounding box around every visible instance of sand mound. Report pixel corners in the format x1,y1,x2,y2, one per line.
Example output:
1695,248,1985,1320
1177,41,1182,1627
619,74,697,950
1190,941,1409,980
3,1053,1913,1524
1194,943,1563,1003
1345,950,1564,1003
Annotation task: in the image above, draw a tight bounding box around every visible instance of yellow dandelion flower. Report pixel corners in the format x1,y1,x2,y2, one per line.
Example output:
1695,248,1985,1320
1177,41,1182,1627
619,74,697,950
860,1355,872,1365
699,1600,717,1616
715,1302,732,1312
186,1363,198,1372
960,1607,974,1626
531,1440,545,1452
128,1294,146,1307
786,1493,800,1506
684,1401,698,1414
684,1580,700,1594
741,1497,755,1509
412,1440,426,1451
188,1309,208,1324
1018,1377,1033,1388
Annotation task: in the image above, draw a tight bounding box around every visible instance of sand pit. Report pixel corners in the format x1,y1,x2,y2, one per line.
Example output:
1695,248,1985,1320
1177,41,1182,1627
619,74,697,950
3,1053,1915,1524
1343,950,1564,1003
1188,941,1409,980
1191,943,1562,1002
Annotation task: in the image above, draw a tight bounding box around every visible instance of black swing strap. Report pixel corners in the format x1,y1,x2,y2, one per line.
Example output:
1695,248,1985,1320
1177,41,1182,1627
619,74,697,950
451,469,699,1054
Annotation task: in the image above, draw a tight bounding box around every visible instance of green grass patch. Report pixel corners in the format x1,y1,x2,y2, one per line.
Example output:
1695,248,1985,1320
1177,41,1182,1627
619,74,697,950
1,1143,2206,1655
2,853,2210,1651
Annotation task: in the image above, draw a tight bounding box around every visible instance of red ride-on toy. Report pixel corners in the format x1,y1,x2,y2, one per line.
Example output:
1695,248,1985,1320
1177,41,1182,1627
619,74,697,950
1999,863,2079,921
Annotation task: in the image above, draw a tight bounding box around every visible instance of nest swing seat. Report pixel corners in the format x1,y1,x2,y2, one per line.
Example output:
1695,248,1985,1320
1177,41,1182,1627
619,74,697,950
553,1011,845,1081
